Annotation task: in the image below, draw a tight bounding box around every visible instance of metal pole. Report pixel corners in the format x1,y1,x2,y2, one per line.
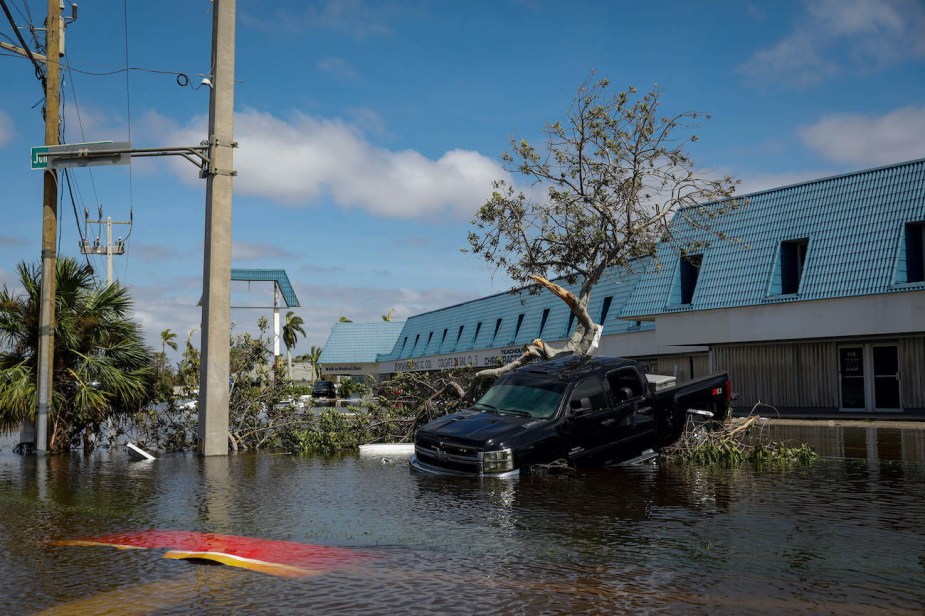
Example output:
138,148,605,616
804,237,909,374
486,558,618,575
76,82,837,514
197,0,235,456
35,0,62,453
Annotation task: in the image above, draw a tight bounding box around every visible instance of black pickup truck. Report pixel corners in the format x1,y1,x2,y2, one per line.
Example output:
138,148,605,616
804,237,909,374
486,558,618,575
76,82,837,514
411,355,731,477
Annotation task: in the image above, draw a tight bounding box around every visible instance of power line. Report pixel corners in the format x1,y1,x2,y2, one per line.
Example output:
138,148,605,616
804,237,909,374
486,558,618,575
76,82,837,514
0,0,44,84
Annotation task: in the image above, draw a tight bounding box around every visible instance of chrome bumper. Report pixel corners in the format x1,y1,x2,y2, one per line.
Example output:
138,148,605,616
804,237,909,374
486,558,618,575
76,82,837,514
409,454,519,478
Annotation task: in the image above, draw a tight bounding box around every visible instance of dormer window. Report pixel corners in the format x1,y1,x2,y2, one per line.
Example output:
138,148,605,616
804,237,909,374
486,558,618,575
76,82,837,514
491,318,502,344
904,222,925,283
780,238,809,294
537,308,550,338
599,296,613,324
512,313,525,342
563,312,575,336
680,254,703,304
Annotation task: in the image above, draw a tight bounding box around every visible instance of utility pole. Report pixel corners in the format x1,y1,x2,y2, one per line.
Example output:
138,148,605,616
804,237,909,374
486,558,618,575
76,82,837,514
81,208,132,285
34,0,63,453
198,0,236,456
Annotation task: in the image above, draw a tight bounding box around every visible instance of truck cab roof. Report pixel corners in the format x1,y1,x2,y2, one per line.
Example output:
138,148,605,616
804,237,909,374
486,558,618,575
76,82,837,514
510,355,641,383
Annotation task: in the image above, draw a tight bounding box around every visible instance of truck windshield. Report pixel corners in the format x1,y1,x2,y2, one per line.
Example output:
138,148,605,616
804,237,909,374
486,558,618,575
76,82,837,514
474,375,567,419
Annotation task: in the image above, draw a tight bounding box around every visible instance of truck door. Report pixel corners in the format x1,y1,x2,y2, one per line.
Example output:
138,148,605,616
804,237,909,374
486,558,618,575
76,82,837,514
561,377,618,466
605,367,654,447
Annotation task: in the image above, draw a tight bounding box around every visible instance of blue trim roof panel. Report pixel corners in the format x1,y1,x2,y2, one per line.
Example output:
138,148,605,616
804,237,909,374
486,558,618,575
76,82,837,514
231,269,300,307
622,159,925,317
319,322,406,364
376,263,653,362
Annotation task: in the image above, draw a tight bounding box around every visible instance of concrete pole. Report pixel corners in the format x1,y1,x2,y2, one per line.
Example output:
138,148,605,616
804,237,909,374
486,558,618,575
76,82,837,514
273,285,280,369
34,0,62,453
106,217,113,285
197,0,236,456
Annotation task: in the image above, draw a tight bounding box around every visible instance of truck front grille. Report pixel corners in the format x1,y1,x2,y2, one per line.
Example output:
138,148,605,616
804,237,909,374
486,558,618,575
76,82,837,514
415,437,482,474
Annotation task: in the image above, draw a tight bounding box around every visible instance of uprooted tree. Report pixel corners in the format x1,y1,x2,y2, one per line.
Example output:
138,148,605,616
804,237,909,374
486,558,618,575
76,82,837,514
467,77,744,378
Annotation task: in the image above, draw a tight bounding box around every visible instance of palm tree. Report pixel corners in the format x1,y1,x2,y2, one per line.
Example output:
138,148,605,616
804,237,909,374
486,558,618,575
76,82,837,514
0,258,154,452
161,329,178,357
308,345,323,383
159,329,178,376
281,311,306,378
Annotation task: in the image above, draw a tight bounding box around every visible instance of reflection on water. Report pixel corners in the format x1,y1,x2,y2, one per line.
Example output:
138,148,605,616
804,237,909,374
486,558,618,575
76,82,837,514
769,423,925,463
0,425,923,614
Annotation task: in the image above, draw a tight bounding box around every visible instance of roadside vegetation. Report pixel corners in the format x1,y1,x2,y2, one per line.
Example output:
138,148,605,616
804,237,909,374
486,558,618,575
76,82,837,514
0,258,154,453
664,404,818,466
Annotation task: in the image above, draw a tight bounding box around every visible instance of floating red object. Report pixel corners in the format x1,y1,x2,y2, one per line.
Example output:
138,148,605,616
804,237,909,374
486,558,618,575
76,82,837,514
49,530,376,578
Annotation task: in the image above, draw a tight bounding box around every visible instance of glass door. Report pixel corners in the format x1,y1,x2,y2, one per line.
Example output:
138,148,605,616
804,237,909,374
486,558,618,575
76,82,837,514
872,345,901,410
838,344,902,412
839,347,866,410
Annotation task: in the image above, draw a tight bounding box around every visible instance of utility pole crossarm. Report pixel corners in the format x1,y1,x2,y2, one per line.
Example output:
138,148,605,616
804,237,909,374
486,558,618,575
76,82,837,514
0,40,47,62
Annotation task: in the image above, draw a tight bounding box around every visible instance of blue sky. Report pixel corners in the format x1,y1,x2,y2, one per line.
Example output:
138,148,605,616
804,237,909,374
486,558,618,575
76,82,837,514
1,0,924,360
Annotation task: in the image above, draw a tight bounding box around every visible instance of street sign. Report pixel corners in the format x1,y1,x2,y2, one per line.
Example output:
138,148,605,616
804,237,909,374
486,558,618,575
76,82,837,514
31,141,130,170
30,146,48,170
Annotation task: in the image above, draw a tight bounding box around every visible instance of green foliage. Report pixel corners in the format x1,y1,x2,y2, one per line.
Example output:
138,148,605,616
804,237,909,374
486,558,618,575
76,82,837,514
283,409,372,455
0,258,155,451
337,377,369,400
665,414,819,467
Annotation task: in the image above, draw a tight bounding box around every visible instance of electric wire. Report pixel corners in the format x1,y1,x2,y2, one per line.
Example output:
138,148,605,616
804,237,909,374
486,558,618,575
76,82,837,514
0,0,44,84
58,71,95,275
63,55,101,211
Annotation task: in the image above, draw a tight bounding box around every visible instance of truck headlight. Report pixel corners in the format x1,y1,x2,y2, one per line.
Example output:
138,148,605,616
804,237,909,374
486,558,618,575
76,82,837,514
482,448,514,473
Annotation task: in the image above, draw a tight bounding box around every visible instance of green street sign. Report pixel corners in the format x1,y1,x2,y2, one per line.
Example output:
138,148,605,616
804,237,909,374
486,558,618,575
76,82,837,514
31,146,48,170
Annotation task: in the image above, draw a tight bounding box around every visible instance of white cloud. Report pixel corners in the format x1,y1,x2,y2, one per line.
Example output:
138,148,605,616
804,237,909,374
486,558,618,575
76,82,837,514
739,0,925,86
62,104,126,143
0,110,14,147
232,241,298,261
318,57,357,79
162,109,507,221
798,106,925,166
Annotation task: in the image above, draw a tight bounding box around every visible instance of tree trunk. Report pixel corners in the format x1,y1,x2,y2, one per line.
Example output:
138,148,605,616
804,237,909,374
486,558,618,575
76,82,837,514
475,275,601,380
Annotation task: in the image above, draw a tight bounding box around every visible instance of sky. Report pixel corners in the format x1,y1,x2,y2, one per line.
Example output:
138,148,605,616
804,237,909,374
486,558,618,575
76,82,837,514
1,0,924,362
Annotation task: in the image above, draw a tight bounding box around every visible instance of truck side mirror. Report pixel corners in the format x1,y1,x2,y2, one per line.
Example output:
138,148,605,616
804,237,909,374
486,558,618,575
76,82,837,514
569,397,593,417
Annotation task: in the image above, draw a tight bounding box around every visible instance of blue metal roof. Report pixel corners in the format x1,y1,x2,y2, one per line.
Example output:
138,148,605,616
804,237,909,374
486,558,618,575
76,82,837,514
319,321,406,364
231,269,300,307
376,263,654,362
622,159,925,318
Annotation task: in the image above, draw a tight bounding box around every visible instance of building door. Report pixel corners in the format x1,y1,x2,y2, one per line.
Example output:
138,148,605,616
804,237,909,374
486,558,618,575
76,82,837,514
838,344,901,412
872,345,901,410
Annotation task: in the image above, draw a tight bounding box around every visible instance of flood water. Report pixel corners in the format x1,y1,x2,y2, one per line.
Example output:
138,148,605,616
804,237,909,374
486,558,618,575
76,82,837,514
2,424,924,615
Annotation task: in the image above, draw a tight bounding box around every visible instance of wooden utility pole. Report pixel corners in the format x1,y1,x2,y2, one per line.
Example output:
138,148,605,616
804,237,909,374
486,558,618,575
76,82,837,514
198,0,236,456
35,0,62,453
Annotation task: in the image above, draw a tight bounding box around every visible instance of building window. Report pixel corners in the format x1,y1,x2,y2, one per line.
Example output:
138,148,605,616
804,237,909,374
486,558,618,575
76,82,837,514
412,334,420,354
441,328,448,348
472,322,482,346
426,331,433,351
455,326,464,348
537,308,550,338
680,254,703,304
491,318,502,344
905,222,925,283
599,296,613,324
780,238,809,294
564,312,575,336
512,313,525,341
400,336,408,354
